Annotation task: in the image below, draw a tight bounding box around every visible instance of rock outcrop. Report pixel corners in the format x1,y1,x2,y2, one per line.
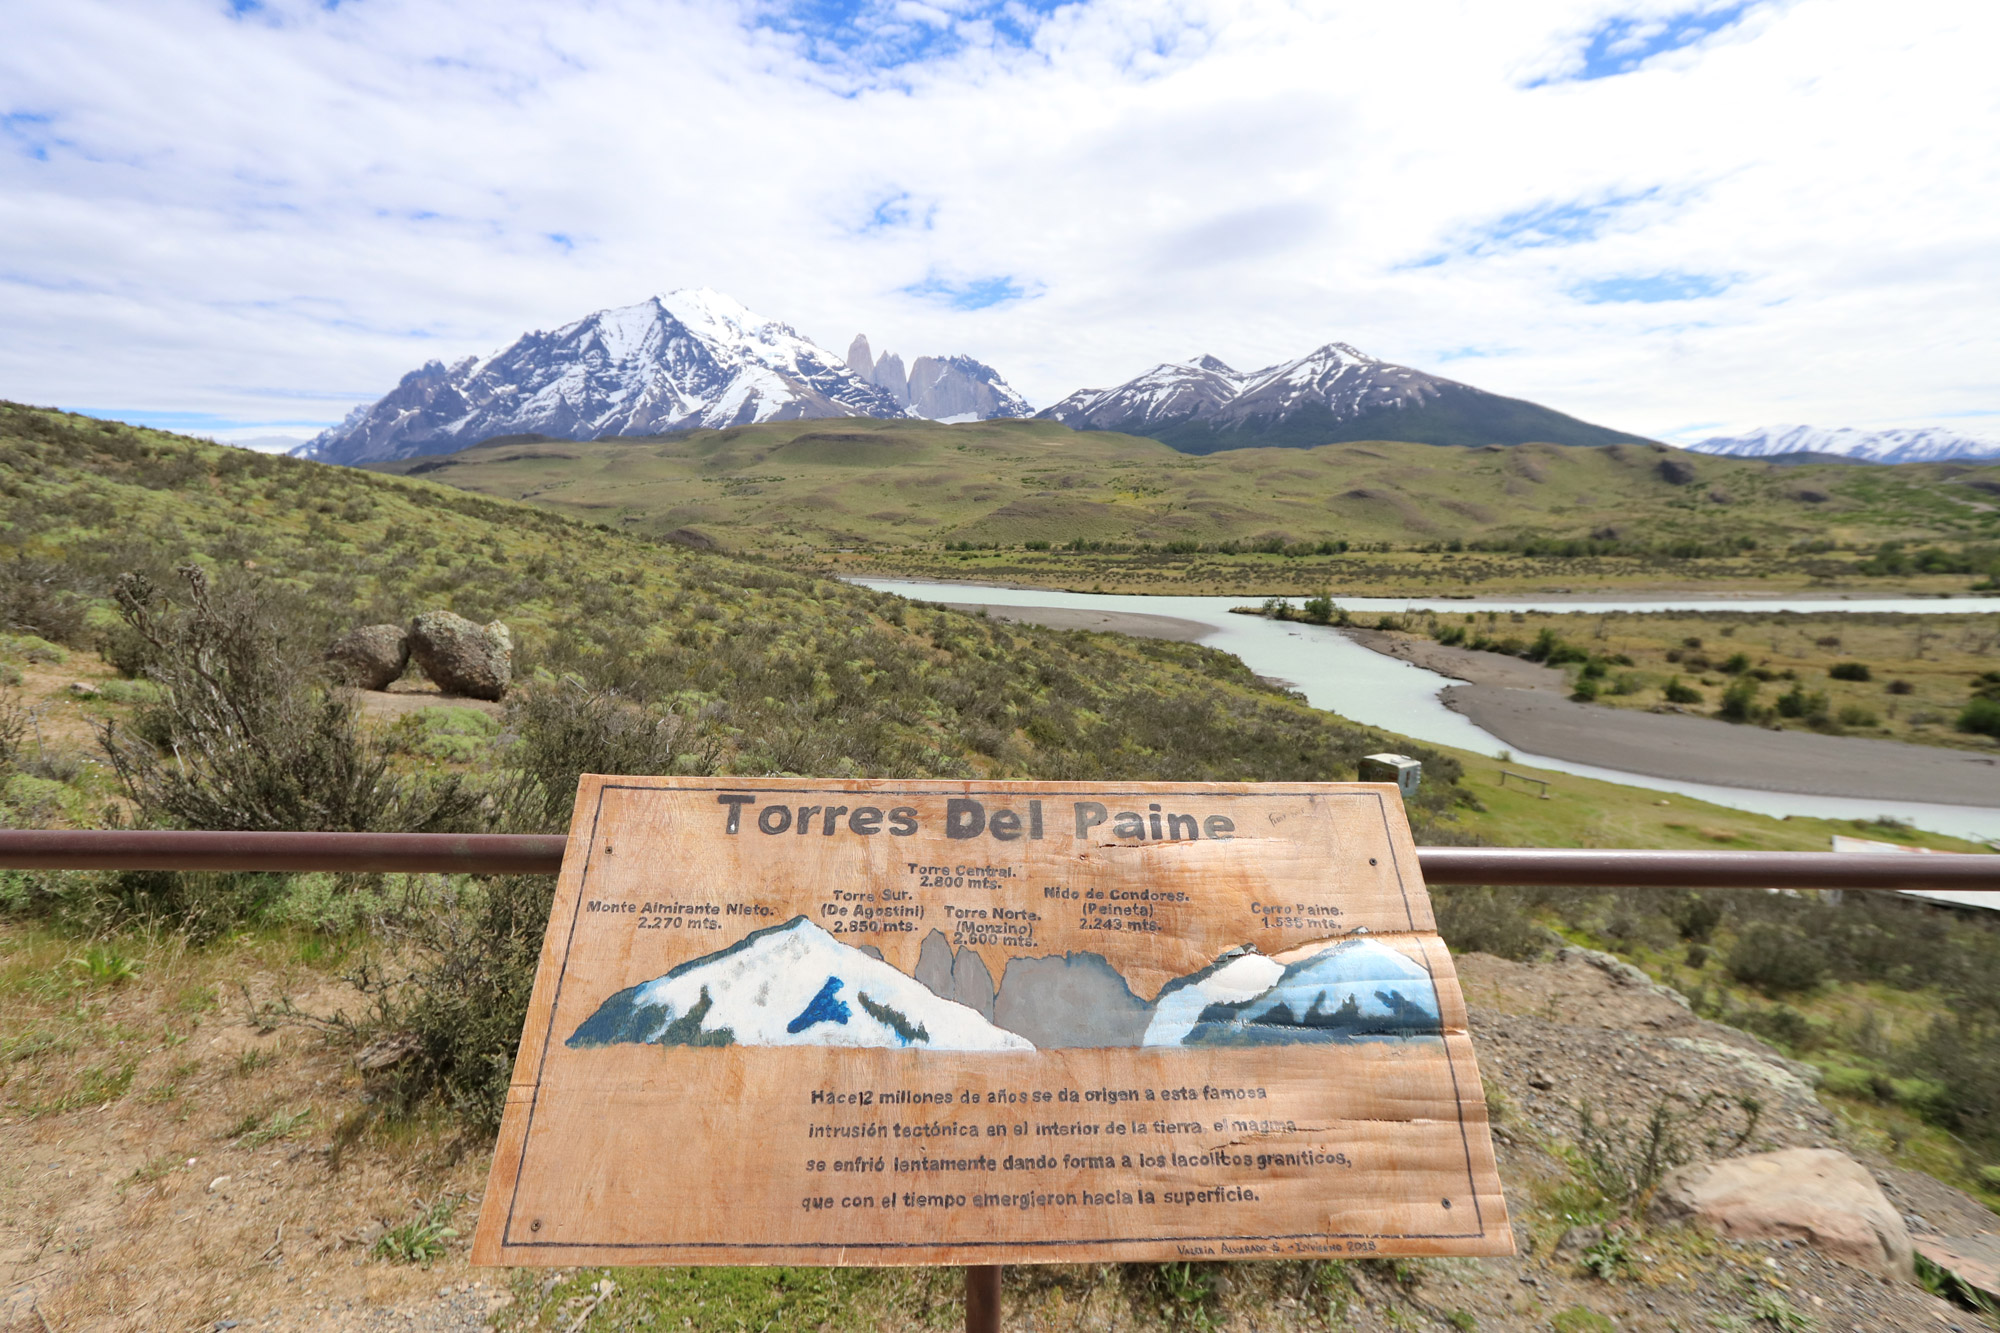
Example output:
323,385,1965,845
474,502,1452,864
325,624,410,690
407,611,512,701
1648,1148,1913,1278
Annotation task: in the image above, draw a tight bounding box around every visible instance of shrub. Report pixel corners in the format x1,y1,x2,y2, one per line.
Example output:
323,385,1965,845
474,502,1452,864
0,687,26,777
99,565,480,834
1960,697,2000,739
1888,679,1914,695
1836,704,1880,728
1570,677,1600,702
1669,892,1724,944
502,679,721,832
1726,921,1828,994
1775,682,1828,721
1829,661,1872,682
1433,887,1546,961
1715,676,1760,723
1663,676,1703,705
1720,652,1751,674
1571,1091,1760,1211
0,555,91,645
1300,593,1336,625
366,874,558,1130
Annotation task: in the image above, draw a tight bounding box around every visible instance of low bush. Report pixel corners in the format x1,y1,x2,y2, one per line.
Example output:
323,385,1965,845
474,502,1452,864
1716,676,1761,723
0,554,91,644
1668,892,1724,944
1571,1091,1761,1212
1663,676,1703,704
1960,696,2000,739
1725,920,1828,995
1432,887,1546,961
357,873,554,1131
100,566,482,836
1829,661,1873,682
1775,682,1829,721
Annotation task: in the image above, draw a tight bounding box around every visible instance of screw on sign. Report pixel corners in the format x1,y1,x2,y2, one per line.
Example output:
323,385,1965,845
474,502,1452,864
470,779,1514,1330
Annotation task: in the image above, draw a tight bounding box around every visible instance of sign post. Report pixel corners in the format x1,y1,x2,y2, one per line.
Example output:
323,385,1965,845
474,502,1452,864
474,778,1511,1319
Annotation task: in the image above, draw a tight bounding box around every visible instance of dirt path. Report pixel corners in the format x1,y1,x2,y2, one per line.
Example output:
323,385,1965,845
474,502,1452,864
1341,628,2000,809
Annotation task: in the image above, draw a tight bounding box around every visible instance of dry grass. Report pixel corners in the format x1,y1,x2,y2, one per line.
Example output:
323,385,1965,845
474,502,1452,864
0,920,489,1331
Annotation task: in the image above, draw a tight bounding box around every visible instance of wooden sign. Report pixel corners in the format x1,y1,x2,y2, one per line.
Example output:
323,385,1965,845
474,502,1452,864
472,778,1511,1266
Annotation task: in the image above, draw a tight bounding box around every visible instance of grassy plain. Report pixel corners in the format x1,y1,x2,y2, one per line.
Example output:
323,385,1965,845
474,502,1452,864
1341,605,2000,753
365,417,2000,595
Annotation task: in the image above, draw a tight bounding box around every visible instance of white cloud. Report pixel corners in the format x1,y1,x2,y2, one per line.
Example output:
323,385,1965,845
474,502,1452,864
0,0,1995,443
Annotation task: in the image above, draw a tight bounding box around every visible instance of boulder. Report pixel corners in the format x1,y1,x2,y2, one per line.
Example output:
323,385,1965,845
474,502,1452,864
1648,1148,1912,1278
325,624,409,690
407,611,512,701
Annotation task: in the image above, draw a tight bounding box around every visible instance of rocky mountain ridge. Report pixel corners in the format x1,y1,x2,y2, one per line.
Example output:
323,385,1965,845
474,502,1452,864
1037,344,1654,453
300,290,914,465
845,334,1032,422
1687,423,2000,465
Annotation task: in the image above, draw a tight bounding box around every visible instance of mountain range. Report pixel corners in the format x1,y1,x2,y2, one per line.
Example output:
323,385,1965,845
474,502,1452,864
299,290,1030,466
566,916,1442,1052
1686,424,2000,466
1035,346,1654,453
300,290,1663,465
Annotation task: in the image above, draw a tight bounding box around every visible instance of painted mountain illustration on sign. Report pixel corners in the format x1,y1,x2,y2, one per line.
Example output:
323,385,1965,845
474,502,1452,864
1171,937,1443,1045
568,920,1441,1052
567,917,1034,1052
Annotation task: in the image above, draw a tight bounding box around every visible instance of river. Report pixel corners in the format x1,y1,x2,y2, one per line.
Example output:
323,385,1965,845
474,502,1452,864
852,579,2000,843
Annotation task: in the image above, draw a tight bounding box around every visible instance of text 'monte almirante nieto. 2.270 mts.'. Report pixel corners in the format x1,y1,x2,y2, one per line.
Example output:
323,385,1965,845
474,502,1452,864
472,778,1511,1268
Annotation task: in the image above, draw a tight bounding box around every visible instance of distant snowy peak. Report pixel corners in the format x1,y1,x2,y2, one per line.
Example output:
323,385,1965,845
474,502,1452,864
1038,354,1252,432
1039,341,1652,453
1687,425,2000,465
846,333,1032,422
300,290,909,465
1040,341,1441,431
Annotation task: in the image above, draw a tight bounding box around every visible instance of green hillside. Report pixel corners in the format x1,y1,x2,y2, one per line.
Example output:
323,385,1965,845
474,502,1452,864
0,400,1480,817
361,418,2000,594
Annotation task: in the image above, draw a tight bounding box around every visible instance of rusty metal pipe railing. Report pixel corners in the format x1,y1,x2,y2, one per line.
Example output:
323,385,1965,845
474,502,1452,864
0,831,1994,890
0,830,570,875
1417,847,1998,890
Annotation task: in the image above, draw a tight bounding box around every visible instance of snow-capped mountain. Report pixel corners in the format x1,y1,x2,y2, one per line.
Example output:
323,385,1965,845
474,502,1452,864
300,291,912,466
1143,948,1285,1046
1686,425,2000,465
1174,938,1442,1046
1039,344,1651,454
846,335,1032,423
566,916,1033,1051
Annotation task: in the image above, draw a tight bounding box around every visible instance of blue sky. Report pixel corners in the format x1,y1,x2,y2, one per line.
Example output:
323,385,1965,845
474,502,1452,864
1,0,1996,445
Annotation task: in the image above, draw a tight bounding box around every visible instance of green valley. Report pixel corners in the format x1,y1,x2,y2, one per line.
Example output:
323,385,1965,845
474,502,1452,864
363,417,2000,595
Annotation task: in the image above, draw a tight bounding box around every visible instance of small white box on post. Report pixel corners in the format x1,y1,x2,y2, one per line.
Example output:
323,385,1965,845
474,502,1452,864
1359,753,1422,798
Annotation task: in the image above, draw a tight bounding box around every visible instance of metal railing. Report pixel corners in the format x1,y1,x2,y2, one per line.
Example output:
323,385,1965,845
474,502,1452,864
0,830,1995,890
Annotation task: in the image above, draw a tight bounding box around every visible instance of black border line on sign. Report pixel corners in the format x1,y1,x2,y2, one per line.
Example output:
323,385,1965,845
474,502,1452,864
500,782,1492,1252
